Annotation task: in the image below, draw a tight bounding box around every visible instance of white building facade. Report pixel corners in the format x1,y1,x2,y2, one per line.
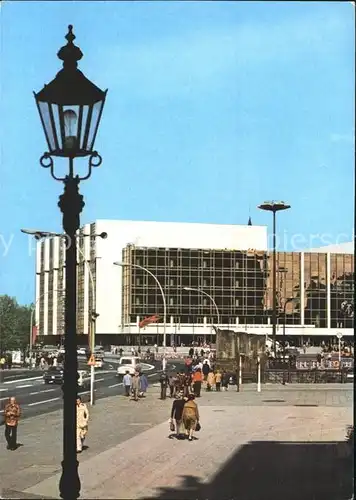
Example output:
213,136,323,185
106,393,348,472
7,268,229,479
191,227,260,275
35,219,354,346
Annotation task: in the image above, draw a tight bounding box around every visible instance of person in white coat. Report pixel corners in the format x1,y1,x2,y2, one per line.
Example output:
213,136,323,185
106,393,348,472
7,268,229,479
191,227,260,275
76,396,89,453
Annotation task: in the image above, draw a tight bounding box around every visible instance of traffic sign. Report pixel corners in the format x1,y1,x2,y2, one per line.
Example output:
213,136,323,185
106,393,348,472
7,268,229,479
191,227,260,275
87,354,95,366
336,332,343,340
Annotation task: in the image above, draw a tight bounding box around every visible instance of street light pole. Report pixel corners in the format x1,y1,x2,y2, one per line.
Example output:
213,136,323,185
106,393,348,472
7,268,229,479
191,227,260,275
33,25,107,500
183,287,221,329
30,289,65,356
258,201,291,355
282,297,295,385
113,261,167,371
22,229,106,406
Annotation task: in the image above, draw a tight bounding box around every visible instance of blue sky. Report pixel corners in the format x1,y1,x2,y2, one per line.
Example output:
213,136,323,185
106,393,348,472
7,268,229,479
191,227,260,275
0,1,354,305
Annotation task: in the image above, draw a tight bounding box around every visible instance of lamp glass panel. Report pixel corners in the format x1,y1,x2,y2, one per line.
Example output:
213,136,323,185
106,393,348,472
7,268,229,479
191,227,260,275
62,105,80,152
87,100,104,151
80,105,90,150
38,101,55,151
51,104,62,150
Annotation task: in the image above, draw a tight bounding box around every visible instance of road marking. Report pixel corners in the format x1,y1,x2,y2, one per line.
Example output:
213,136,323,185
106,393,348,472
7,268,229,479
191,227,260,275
0,396,9,401
28,397,60,406
95,378,104,382
129,423,151,426
108,383,122,388
0,389,8,392
29,389,56,395
147,373,157,378
4,376,42,384
15,384,32,389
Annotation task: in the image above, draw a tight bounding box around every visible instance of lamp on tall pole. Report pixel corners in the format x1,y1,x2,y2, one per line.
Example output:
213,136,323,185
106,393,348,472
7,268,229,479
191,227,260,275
21,228,107,406
183,287,221,330
113,261,167,371
32,25,107,500
258,201,290,354
282,297,297,385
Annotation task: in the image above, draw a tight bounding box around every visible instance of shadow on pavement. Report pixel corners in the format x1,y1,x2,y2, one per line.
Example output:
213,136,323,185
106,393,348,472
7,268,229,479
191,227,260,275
140,440,353,500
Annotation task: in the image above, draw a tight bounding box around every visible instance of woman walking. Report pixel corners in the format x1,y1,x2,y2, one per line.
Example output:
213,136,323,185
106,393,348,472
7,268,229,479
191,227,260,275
215,370,222,391
182,394,200,441
139,372,149,397
76,396,89,453
169,392,186,439
206,370,215,391
192,368,203,397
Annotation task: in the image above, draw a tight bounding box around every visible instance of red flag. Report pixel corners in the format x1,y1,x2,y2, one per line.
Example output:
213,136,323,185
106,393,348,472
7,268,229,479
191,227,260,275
139,315,160,328
32,325,38,345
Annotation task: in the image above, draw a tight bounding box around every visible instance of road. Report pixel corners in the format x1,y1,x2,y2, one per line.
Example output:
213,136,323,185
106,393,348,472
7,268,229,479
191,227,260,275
0,358,182,421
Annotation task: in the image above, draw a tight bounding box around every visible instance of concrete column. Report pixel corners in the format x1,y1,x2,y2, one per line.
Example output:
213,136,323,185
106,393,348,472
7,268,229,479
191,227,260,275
300,252,305,326
43,239,50,336
326,252,331,329
83,233,90,336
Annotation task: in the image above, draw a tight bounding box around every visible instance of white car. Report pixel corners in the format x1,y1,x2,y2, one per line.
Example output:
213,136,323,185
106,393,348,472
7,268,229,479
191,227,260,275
77,347,87,356
78,370,91,389
117,356,141,376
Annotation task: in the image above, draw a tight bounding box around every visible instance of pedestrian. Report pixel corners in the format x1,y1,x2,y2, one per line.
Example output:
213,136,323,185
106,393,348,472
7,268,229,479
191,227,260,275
183,371,192,397
4,397,21,451
192,368,203,397
222,370,229,391
202,360,210,381
182,394,200,441
169,392,186,439
169,374,177,398
139,372,148,397
215,370,222,391
159,371,169,400
123,370,132,397
76,396,89,453
206,370,215,391
131,372,140,401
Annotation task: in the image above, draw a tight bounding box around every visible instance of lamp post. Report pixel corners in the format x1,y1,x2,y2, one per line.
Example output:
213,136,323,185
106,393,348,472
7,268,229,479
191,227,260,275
21,228,107,406
30,289,65,355
258,201,290,355
183,287,221,330
282,297,297,385
33,25,107,500
113,261,167,371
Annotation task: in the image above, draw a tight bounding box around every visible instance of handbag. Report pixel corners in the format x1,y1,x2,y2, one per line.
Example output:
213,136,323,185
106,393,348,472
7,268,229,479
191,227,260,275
169,420,175,432
195,422,201,432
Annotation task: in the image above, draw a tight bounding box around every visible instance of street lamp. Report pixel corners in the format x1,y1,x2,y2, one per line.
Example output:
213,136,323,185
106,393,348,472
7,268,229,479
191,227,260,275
30,289,65,356
258,201,291,354
113,261,168,371
282,297,298,385
183,287,221,329
22,228,107,406
33,25,107,500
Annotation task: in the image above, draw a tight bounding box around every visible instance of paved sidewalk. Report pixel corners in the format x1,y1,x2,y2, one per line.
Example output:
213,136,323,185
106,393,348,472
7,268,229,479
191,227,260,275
1,385,353,499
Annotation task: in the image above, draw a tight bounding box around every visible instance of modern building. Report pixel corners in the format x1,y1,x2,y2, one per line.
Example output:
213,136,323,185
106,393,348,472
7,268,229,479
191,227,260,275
35,219,354,346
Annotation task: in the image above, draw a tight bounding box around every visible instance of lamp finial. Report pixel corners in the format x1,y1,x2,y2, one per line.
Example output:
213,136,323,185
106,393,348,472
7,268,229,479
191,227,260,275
57,24,83,69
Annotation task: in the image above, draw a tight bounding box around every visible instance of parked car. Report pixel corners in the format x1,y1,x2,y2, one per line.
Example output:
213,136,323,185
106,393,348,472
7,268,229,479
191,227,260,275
117,356,141,377
77,370,91,389
77,347,87,356
43,366,64,384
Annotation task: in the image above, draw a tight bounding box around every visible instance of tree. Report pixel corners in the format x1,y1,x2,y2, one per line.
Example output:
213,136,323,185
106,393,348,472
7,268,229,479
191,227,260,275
0,295,32,353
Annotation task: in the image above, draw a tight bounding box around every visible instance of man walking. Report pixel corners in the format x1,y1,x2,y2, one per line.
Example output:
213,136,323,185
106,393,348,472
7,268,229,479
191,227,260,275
131,371,140,401
4,396,21,451
123,371,132,397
